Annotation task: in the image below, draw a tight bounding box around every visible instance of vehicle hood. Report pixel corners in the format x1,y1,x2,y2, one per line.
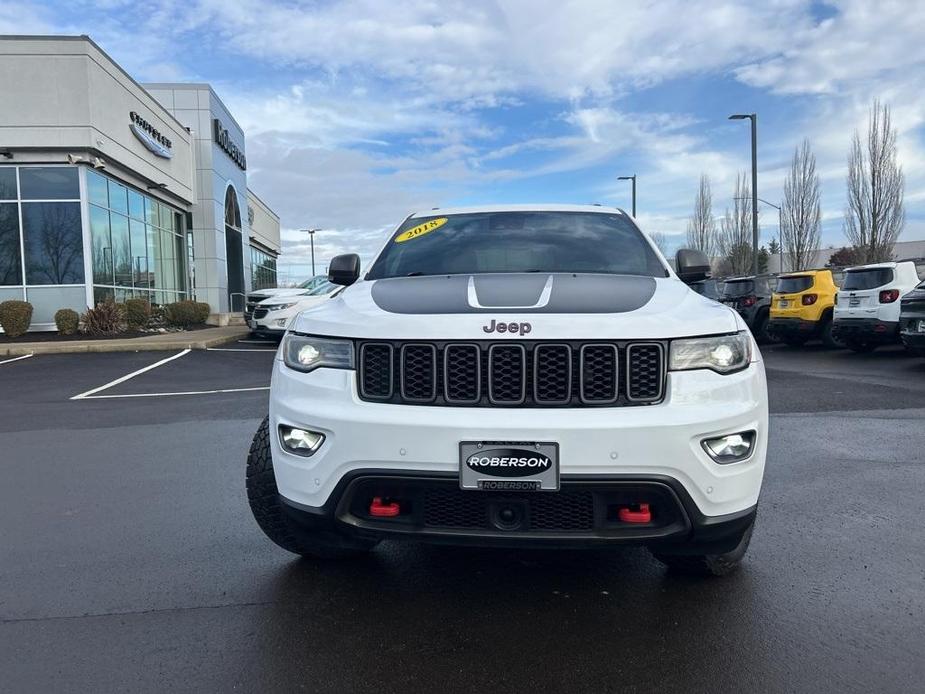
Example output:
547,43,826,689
249,287,310,301
256,292,331,306
290,274,742,339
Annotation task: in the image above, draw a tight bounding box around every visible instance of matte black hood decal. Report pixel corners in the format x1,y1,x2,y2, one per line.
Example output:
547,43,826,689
370,274,657,314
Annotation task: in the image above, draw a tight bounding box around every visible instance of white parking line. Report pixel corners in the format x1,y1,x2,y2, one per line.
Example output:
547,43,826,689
70,348,190,400
0,353,34,366
75,386,270,400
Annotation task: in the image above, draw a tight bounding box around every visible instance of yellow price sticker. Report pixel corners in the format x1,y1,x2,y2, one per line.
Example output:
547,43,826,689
394,217,448,243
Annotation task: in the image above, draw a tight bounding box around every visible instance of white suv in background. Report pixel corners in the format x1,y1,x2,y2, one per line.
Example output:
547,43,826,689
834,261,922,352
246,205,768,576
249,280,339,339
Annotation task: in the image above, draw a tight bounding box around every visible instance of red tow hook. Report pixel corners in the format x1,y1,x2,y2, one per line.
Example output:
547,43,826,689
618,503,652,524
369,497,401,518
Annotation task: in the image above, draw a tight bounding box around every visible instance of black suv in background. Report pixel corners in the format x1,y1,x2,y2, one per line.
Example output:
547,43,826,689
899,279,925,357
720,275,777,342
690,278,724,301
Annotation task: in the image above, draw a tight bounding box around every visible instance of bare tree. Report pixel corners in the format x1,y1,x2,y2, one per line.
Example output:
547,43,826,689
649,230,670,256
781,139,822,272
844,100,905,263
718,173,753,276
686,174,717,258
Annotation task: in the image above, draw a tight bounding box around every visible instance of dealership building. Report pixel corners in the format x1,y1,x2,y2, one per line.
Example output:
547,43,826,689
0,35,280,330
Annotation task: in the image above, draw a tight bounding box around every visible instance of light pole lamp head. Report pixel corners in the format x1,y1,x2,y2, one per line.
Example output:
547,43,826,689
617,175,635,180
728,113,755,121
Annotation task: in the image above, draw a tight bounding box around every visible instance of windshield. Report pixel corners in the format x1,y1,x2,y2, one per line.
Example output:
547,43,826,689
366,211,668,280
776,276,814,294
306,280,336,295
842,268,893,290
723,280,755,298
297,275,329,290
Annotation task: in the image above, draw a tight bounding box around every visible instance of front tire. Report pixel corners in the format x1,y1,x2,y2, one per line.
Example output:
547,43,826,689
246,417,378,558
752,311,770,343
651,521,754,577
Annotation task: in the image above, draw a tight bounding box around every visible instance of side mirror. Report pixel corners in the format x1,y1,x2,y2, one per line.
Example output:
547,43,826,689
328,253,361,286
675,248,711,284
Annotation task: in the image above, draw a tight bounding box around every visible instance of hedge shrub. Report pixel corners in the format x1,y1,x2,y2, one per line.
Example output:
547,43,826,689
164,300,211,328
54,308,80,335
0,300,33,338
82,300,125,336
124,298,152,330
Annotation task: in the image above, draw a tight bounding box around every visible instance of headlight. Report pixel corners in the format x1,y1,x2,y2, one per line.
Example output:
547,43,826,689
263,302,297,312
669,331,751,374
282,333,355,373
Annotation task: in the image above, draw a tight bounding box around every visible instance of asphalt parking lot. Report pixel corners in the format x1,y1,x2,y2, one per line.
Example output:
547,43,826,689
1,341,924,692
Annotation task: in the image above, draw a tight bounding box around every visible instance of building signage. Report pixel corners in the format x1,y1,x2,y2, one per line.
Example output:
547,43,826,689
213,118,247,170
129,111,172,159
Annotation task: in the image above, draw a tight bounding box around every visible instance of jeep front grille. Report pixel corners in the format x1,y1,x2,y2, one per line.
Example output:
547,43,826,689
357,340,665,407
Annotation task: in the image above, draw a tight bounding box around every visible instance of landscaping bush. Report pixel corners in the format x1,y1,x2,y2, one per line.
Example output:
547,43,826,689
0,300,33,338
81,300,125,336
124,298,152,330
54,308,80,336
164,300,211,328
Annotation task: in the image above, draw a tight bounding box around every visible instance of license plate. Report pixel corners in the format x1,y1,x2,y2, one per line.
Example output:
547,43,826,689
849,298,860,307
918,320,925,333
459,442,559,491
779,299,789,308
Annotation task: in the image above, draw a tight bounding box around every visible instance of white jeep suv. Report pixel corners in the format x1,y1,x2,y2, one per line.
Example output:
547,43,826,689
834,261,922,352
246,205,768,575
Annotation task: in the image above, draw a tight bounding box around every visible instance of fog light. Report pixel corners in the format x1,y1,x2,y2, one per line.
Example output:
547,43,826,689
702,431,755,464
279,425,325,457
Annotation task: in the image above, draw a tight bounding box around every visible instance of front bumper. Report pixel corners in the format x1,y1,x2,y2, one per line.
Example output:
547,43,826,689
279,471,757,553
833,318,899,343
268,357,768,525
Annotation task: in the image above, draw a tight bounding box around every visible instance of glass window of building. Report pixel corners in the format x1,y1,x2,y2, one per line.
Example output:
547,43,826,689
3,167,83,290
0,168,17,200
19,167,79,200
87,169,187,306
0,202,22,285
250,246,278,290
21,202,84,284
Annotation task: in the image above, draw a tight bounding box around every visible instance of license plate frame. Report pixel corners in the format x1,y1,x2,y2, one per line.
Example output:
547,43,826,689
459,441,559,492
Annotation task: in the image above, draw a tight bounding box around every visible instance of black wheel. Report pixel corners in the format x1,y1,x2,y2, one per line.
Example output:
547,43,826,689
783,336,808,347
652,521,754,577
752,312,770,343
845,339,876,353
246,417,378,558
820,317,843,349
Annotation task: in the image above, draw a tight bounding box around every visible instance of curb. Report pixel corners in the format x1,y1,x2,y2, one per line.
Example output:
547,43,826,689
0,328,250,357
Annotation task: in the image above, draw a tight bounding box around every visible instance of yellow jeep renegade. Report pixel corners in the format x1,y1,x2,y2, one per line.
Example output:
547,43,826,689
769,270,840,347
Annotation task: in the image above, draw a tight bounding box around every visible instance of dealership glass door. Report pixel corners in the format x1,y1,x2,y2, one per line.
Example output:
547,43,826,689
224,186,245,312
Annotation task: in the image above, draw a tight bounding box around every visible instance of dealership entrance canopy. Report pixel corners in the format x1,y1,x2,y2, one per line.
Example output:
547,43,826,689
0,35,280,329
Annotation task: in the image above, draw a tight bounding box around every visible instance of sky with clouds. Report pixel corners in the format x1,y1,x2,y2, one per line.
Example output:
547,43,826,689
4,0,925,281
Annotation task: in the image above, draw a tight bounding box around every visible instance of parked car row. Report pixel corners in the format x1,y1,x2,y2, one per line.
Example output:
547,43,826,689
694,260,925,357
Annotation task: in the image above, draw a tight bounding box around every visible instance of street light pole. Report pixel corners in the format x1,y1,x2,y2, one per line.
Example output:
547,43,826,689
617,174,636,217
300,228,321,277
729,114,759,277
735,196,781,273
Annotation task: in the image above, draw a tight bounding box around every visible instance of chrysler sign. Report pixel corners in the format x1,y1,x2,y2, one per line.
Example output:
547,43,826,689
213,118,247,170
129,111,172,159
